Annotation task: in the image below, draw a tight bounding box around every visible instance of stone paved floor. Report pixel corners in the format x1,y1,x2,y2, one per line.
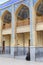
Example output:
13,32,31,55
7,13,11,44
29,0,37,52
0,56,43,65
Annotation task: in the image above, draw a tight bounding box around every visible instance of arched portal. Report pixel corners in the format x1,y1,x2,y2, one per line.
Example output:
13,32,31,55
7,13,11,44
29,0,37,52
1,10,11,54
14,4,30,59
2,10,11,29
35,0,43,60
15,4,30,27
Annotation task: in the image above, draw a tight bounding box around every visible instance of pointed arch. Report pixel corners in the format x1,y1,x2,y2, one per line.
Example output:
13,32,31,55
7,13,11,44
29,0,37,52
34,0,41,9
2,10,11,23
15,4,29,17
34,0,42,12
34,0,43,16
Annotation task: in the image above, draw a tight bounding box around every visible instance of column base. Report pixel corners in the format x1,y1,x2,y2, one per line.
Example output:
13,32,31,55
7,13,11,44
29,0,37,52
11,47,14,57
30,47,35,61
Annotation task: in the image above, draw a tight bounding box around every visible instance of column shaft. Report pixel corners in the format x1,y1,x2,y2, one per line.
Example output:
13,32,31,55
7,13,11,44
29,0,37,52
0,17,2,53
30,0,36,61
11,4,16,56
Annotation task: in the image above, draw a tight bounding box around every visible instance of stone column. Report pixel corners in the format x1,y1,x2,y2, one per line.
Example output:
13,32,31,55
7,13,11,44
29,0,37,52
0,16,2,53
11,4,16,57
30,0,37,61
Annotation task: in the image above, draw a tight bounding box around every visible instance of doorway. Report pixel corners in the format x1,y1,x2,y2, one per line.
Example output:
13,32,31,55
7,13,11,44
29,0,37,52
2,41,5,54
15,33,30,56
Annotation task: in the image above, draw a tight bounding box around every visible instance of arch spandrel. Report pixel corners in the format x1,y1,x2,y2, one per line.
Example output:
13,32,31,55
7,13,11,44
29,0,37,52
14,0,30,13
1,6,12,16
